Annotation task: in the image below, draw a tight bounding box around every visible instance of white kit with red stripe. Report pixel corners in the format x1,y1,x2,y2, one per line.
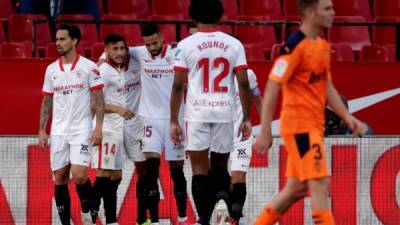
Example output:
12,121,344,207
42,55,104,135
174,29,248,123
100,57,141,131
129,44,183,119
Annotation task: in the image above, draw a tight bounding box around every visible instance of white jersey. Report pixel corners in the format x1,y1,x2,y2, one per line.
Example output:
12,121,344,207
174,30,248,123
42,55,103,135
234,69,260,141
100,56,141,131
129,45,183,119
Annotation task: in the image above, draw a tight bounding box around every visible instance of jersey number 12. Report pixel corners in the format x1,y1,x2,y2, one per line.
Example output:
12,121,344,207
197,57,230,93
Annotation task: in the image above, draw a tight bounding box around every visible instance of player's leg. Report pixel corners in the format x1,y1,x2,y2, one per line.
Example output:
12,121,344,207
254,133,310,225
228,138,253,224
135,161,149,225
165,118,188,225
69,133,95,225
306,132,334,225
209,122,235,224
308,177,334,225
51,135,72,225
185,121,213,225
124,120,150,225
142,118,164,224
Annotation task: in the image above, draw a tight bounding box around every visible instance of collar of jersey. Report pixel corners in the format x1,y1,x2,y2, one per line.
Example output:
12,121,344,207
58,54,80,72
151,44,168,60
198,28,218,33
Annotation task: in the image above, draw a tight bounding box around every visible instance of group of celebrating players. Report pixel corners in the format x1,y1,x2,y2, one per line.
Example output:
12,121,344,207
38,0,366,225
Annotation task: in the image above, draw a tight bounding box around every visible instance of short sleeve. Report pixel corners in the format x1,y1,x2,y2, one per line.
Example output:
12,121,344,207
247,69,261,97
233,43,248,72
89,67,104,90
42,66,54,96
174,42,188,72
128,46,140,61
269,48,301,84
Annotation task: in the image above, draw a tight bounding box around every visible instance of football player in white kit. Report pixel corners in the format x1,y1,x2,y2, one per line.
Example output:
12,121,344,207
99,24,189,225
229,69,262,225
90,34,146,225
38,23,104,225
170,0,252,224
127,24,188,225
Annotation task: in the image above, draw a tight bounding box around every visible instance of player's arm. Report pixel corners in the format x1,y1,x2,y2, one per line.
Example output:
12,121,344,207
104,104,135,120
236,69,252,140
170,70,186,143
254,80,281,156
253,95,263,116
92,88,105,146
327,80,366,135
38,95,53,148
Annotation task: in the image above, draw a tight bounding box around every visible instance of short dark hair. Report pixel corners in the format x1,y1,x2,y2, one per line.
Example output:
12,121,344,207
297,0,319,14
56,23,81,45
140,23,160,37
189,0,223,24
104,33,126,46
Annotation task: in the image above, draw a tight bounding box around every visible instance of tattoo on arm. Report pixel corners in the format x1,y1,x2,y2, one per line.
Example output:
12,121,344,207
39,96,53,130
93,90,105,124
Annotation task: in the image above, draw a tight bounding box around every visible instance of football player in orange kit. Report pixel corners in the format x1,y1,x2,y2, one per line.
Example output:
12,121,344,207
253,0,366,224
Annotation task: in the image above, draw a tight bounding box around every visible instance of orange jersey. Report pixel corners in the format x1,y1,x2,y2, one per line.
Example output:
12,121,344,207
269,31,332,134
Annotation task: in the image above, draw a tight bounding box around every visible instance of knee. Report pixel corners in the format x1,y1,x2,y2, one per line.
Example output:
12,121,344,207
231,171,246,184
73,173,88,185
54,173,69,185
284,183,308,201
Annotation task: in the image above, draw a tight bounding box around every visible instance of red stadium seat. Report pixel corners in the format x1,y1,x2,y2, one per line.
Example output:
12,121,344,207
8,14,52,51
90,42,104,61
158,24,178,44
220,0,239,21
244,44,267,61
330,44,355,62
283,0,301,21
333,0,372,20
0,41,33,58
107,0,150,19
0,0,14,21
239,0,283,20
372,26,396,45
151,0,190,20
374,0,400,21
100,15,142,44
57,14,99,53
45,42,85,59
0,21,5,43
235,25,277,57
360,45,395,62
328,17,371,52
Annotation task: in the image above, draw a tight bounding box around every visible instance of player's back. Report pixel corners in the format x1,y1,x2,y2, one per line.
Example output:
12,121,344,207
269,31,331,134
175,30,248,123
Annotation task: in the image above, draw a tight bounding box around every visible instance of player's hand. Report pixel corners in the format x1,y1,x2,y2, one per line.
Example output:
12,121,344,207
38,130,49,149
170,121,183,144
253,130,272,157
238,120,252,141
118,107,135,120
92,126,102,146
343,114,366,136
